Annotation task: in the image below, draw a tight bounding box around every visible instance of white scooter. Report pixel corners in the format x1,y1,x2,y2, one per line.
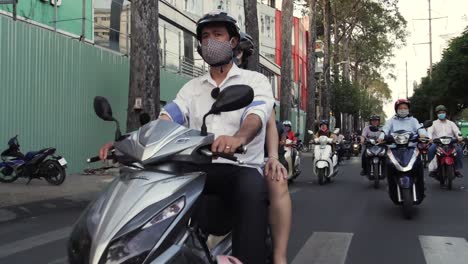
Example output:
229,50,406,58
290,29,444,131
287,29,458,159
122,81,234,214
308,130,339,185
284,137,301,182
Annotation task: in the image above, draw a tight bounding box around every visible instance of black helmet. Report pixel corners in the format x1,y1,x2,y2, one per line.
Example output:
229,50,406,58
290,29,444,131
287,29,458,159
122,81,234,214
435,105,447,113
319,120,329,126
369,115,380,121
196,11,240,42
238,32,255,58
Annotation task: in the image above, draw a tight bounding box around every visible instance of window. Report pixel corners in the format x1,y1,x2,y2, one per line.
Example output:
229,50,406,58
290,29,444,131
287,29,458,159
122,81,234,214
260,15,265,35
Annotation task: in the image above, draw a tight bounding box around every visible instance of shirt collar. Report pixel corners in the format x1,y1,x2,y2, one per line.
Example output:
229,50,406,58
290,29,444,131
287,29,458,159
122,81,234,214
200,63,243,87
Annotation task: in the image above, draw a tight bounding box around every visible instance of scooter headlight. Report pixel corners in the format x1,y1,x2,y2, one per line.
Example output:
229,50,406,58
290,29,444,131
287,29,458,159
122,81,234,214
100,197,185,264
68,189,111,264
377,148,386,157
366,148,373,156
440,138,451,145
394,134,409,145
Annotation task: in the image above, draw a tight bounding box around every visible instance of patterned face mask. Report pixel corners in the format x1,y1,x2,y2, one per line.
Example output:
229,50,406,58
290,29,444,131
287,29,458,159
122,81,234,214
201,38,234,67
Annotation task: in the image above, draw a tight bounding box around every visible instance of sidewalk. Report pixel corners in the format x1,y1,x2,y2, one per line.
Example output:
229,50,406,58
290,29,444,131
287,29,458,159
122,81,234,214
0,170,118,222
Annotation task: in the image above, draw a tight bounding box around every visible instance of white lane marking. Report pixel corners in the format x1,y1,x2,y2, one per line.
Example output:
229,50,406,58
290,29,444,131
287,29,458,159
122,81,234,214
419,235,468,264
0,226,72,259
292,232,354,264
48,256,68,264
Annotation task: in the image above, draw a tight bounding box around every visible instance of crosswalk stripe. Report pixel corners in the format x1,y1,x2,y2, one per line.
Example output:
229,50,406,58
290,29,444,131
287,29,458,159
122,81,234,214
47,256,68,264
291,232,353,264
419,235,468,264
0,226,72,259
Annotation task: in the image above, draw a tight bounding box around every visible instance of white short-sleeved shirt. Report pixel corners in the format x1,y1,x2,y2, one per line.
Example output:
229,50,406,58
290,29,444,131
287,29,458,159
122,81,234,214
427,119,461,139
160,64,274,169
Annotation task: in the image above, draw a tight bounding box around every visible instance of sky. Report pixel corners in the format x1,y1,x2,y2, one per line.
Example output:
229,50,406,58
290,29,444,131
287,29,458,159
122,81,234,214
383,0,468,118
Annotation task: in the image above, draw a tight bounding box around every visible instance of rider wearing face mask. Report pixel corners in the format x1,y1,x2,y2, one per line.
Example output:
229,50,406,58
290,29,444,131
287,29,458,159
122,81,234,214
379,99,428,203
360,115,382,176
427,105,464,177
100,10,274,264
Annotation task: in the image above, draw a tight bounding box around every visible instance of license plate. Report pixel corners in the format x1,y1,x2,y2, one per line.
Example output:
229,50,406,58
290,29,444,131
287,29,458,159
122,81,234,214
58,158,67,166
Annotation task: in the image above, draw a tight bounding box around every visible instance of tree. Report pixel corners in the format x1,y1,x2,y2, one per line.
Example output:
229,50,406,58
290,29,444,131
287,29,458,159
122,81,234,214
244,0,260,71
321,0,331,120
411,26,468,121
305,0,318,143
280,0,294,121
126,0,160,132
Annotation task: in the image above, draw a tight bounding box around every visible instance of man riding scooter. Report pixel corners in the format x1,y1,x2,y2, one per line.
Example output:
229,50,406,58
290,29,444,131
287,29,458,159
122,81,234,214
360,115,383,176
99,11,273,263
427,105,464,178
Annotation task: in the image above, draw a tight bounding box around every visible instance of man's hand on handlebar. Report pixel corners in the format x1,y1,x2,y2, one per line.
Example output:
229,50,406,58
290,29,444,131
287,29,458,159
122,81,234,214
99,142,114,160
212,135,245,155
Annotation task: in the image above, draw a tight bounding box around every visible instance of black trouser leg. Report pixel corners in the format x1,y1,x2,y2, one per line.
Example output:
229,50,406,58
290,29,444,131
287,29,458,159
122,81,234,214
231,166,268,263
202,164,268,263
361,149,367,171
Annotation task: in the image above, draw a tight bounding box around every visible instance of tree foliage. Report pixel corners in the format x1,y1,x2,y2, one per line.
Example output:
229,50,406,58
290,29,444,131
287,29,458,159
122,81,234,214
410,26,468,121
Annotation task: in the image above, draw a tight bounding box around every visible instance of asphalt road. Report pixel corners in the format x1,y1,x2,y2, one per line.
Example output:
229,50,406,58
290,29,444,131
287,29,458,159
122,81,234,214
1,154,468,264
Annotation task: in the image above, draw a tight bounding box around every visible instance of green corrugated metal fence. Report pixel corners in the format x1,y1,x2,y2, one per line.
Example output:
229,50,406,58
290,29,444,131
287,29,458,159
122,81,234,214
0,15,129,174
0,15,192,174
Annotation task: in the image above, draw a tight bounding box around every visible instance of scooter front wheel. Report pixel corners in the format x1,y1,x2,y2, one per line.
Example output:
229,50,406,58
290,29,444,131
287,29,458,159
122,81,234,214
373,163,380,189
318,169,325,185
445,165,454,190
401,189,413,219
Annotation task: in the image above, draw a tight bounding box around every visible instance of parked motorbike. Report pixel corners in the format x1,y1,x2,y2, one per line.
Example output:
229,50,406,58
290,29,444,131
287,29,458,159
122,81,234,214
432,136,459,190
364,138,387,189
284,139,302,182
384,122,430,219
309,130,339,185
417,138,430,168
462,137,468,156
68,85,272,264
0,135,67,185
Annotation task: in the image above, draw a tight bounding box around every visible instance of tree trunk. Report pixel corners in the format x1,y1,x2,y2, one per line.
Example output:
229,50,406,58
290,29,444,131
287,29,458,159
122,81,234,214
322,0,331,120
280,0,294,121
305,0,317,143
127,0,160,132
332,5,340,85
342,36,350,80
244,0,260,71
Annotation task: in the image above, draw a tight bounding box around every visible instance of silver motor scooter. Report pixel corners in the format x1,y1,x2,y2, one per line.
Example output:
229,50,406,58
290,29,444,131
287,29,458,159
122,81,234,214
67,85,271,264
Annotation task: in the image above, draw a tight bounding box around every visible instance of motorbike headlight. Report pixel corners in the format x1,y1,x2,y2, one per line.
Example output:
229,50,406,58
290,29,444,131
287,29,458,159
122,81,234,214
440,138,451,145
377,148,386,157
394,135,409,145
68,190,110,264
99,197,185,264
366,149,372,156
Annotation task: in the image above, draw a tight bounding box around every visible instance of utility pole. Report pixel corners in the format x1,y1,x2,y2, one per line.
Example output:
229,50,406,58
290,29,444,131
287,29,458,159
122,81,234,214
412,0,447,118
413,0,446,78
406,61,408,99
428,0,432,77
